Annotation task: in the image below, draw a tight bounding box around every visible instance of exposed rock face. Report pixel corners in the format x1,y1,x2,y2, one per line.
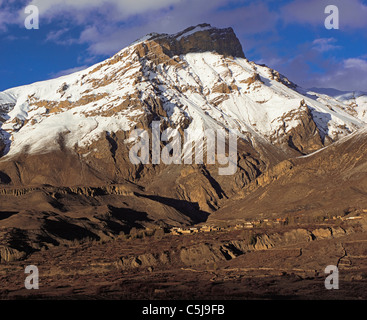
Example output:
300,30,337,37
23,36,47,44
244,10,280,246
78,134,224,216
149,23,246,59
271,101,325,155
209,128,367,222
0,246,26,263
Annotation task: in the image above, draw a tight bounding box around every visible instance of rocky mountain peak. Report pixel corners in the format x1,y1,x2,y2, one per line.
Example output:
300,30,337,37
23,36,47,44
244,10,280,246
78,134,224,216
138,23,245,59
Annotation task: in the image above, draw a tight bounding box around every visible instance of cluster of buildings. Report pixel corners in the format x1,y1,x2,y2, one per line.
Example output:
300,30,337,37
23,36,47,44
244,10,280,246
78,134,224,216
169,218,288,235
170,225,222,235
232,218,288,229
324,214,364,222
168,212,366,236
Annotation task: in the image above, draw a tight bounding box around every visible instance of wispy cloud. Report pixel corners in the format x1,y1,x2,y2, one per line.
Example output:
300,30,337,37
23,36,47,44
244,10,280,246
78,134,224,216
45,28,79,45
28,0,183,21
312,38,341,52
311,57,367,91
0,1,23,31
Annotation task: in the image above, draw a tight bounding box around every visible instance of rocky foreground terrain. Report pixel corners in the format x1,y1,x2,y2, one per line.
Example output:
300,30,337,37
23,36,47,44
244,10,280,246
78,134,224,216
1,24,367,299
0,215,366,300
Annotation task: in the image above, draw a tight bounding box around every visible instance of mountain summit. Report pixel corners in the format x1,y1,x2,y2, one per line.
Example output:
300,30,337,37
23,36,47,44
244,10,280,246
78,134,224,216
132,23,246,59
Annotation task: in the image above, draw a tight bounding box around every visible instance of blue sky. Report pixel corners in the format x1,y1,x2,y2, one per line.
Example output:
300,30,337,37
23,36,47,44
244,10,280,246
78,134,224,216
0,0,367,92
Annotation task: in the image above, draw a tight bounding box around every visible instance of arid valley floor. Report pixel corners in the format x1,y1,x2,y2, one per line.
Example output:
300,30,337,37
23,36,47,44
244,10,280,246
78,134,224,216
1,214,366,300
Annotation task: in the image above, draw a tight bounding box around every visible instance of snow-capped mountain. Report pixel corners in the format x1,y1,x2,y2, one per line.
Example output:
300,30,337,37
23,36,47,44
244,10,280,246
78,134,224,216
0,23,366,194
0,23,365,161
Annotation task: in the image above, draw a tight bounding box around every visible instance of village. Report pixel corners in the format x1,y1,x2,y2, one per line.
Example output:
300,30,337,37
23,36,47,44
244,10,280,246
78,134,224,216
168,211,366,236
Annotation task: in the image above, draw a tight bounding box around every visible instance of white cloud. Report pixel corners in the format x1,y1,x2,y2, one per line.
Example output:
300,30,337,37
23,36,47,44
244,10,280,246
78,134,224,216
29,0,183,20
46,28,68,42
344,58,367,71
0,3,19,30
312,38,341,52
306,58,367,91
45,28,79,45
